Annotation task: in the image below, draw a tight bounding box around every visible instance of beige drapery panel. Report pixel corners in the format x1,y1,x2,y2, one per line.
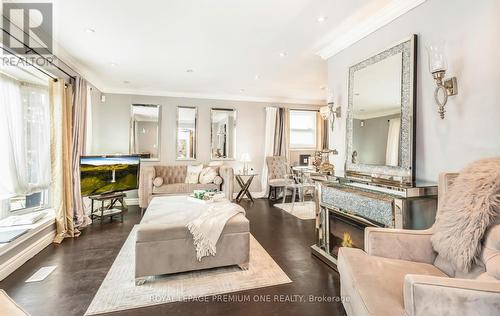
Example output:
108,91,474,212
50,80,75,243
316,112,329,151
72,77,91,230
273,107,290,163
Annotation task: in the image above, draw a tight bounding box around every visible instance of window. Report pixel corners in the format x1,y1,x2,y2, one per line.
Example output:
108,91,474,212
289,110,317,149
0,74,50,218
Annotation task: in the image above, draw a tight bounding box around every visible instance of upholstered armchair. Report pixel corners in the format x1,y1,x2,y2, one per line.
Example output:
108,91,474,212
265,156,294,200
338,173,500,316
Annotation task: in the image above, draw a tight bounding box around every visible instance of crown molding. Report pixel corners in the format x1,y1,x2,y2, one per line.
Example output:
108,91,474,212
315,0,427,60
101,87,325,106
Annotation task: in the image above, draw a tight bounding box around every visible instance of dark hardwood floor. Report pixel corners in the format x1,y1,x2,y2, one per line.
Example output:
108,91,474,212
0,199,343,316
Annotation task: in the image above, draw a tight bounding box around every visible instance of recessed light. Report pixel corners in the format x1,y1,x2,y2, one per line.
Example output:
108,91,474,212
85,28,95,33
109,62,117,67
279,52,287,57
254,75,260,80
239,89,245,93
123,80,130,84
317,16,327,23
186,69,194,73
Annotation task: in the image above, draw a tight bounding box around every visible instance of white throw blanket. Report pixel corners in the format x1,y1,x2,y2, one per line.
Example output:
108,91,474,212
186,201,245,261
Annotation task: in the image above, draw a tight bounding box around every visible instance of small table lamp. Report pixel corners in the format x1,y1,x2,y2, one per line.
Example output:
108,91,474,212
240,153,251,175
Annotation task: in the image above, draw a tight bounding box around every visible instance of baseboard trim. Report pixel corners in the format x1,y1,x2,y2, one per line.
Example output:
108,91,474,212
0,229,55,281
124,198,139,206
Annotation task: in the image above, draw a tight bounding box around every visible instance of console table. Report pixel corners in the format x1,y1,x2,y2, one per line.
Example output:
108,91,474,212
311,178,438,269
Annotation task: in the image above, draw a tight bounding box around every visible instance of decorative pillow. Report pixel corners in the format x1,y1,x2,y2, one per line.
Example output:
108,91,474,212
213,175,223,186
431,158,500,273
153,177,163,187
185,164,203,184
199,167,218,184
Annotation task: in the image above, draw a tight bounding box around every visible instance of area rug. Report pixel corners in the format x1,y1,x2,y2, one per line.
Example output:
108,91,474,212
275,201,316,220
85,226,291,315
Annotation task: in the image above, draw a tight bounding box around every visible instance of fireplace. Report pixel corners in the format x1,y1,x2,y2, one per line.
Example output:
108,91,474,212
328,209,381,260
311,181,438,270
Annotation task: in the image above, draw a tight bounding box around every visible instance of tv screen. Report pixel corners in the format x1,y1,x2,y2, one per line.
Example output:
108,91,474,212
80,155,140,197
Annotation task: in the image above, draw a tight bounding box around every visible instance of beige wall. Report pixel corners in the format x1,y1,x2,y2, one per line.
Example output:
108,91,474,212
327,0,500,182
90,93,320,193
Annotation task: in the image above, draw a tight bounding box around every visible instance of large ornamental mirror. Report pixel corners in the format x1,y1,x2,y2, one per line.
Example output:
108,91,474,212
210,108,236,160
346,35,417,186
176,106,197,160
129,104,161,161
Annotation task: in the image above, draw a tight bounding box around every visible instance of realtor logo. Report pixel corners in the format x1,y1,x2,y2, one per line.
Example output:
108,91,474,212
2,2,53,55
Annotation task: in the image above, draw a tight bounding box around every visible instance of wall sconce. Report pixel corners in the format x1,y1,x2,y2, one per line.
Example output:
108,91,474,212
320,88,341,131
427,40,458,119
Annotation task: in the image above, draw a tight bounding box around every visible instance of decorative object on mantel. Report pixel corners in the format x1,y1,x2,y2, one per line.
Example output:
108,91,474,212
312,149,338,175
426,39,458,119
320,88,341,132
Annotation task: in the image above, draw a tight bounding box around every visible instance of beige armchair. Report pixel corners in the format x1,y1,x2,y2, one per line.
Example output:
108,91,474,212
265,156,294,200
338,173,500,316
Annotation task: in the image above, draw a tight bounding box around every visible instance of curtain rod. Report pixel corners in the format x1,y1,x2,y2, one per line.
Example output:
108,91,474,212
0,46,57,80
1,27,77,80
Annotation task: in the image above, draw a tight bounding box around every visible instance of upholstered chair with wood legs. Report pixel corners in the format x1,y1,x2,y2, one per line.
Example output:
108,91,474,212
265,156,294,200
338,173,500,316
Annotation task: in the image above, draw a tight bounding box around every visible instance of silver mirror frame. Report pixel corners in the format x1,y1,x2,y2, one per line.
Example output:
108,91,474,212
345,35,417,186
210,107,237,161
176,106,198,161
129,104,162,162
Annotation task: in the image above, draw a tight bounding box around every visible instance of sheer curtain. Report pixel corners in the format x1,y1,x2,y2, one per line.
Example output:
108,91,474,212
386,118,401,166
260,107,277,197
0,74,50,199
21,83,51,191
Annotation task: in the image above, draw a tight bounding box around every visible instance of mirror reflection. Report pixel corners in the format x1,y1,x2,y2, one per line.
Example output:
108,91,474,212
211,108,236,160
176,106,197,160
351,52,402,166
129,104,161,160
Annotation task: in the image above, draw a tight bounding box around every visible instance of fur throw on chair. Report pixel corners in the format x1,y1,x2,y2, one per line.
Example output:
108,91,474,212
431,158,500,272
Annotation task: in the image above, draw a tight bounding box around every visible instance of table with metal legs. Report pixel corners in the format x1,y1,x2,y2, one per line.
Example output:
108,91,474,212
235,173,258,203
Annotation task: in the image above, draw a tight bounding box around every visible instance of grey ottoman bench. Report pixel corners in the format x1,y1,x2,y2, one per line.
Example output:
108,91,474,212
135,196,250,284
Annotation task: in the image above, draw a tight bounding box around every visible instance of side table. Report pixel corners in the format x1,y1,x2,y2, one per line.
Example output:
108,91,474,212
89,192,126,224
235,173,258,203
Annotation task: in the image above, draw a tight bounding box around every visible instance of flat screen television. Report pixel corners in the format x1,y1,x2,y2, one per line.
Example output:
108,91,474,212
80,155,141,197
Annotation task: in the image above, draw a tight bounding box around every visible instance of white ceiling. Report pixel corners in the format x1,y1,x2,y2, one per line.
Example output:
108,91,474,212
49,0,404,104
